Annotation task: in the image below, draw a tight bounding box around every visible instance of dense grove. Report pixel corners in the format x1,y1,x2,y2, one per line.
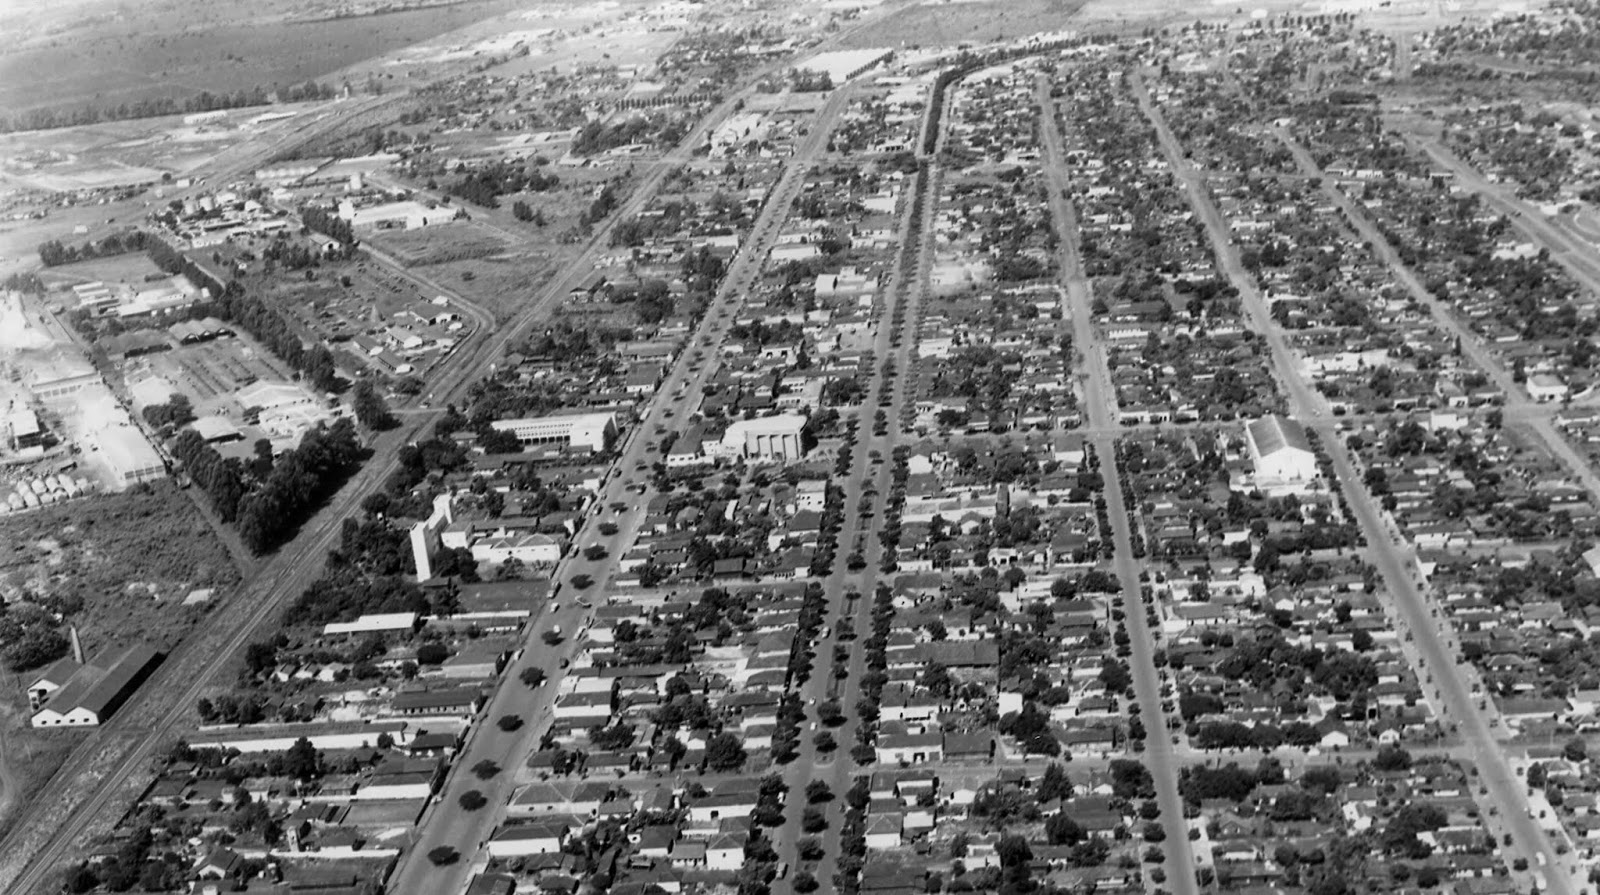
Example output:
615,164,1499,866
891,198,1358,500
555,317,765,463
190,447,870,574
171,419,365,553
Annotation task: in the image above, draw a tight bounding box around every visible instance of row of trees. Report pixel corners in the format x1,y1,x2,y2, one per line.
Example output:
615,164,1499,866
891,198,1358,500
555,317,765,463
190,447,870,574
39,229,155,266
171,419,364,553
302,205,357,245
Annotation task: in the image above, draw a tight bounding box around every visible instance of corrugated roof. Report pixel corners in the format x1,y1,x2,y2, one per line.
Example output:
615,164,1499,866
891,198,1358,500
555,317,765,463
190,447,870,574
1247,415,1311,456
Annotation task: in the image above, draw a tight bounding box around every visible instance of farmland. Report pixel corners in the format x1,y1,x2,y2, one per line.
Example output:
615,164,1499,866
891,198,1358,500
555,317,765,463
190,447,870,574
0,0,534,118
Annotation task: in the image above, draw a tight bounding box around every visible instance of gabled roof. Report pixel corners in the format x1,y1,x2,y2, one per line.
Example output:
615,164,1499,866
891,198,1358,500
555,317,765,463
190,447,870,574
1247,415,1311,455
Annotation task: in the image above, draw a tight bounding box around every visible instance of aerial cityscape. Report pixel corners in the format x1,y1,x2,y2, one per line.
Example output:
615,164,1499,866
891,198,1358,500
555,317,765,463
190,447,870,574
3,0,1600,893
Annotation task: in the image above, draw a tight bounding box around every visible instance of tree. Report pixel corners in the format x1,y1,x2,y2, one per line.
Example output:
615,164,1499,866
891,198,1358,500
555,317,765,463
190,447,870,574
705,732,747,771
997,834,1032,868
806,781,834,803
520,666,547,688
472,759,501,779
459,790,488,810
284,737,321,780
1564,737,1588,763
1038,762,1073,802
497,714,524,731
428,846,459,866
1046,812,1084,845
802,807,828,833
352,380,397,430
1372,745,1412,772
416,642,449,665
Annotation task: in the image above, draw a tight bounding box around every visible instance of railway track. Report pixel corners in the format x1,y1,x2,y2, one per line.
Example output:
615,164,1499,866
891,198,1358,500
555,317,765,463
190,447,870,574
0,48,840,895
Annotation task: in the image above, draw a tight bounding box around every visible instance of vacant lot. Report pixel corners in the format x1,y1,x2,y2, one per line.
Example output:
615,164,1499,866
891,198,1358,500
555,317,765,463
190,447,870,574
840,0,1088,48
367,221,511,267
0,483,241,657
0,0,532,117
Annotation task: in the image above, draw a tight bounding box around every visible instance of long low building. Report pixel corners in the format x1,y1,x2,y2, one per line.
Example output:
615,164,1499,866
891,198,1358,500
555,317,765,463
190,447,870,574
491,412,618,452
32,644,163,728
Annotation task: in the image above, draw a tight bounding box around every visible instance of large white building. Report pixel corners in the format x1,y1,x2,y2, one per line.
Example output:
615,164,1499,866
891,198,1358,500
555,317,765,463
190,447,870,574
1243,415,1317,495
491,412,617,453
721,414,806,462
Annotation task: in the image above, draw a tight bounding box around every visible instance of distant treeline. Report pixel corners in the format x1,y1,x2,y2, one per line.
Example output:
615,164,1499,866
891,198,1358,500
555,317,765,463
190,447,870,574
0,81,335,135
171,419,365,554
147,238,341,392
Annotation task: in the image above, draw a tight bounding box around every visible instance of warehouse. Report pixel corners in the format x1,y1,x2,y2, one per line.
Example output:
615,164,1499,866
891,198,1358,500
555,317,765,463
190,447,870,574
31,645,163,727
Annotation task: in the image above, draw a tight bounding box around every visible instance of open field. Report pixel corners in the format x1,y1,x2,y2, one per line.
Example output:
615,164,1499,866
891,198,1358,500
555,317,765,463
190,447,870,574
366,220,511,266
838,0,1087,48
430,252,560,323
35,252,165,291
0,692,80,847
0,0,534,118
0,483,241,657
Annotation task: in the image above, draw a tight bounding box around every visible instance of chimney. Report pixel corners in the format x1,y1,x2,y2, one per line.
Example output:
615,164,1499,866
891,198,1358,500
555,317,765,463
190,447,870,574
69,626,85,665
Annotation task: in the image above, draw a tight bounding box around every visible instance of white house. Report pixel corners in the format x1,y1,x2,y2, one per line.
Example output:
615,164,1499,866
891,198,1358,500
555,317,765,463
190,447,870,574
488,820,569,857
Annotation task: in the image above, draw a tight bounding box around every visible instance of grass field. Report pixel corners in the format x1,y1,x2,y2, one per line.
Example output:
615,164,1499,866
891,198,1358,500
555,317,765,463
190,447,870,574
35,253,165,291
839,0,1088,48
367,221,511,267
0,482,241,658
0,691,80,846
0,0,533,117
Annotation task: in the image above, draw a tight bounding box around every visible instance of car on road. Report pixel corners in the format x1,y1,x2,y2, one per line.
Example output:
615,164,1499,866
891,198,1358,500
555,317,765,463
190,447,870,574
577,598,592,609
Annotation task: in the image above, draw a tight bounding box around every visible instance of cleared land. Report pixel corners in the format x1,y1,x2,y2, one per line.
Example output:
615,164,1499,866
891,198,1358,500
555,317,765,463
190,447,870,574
0,483,242,657
0,483,240,837
366,221,512,266
839,0,1087,48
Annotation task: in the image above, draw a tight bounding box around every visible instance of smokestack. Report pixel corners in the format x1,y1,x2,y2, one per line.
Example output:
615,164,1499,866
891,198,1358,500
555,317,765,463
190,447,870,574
69,626,85,665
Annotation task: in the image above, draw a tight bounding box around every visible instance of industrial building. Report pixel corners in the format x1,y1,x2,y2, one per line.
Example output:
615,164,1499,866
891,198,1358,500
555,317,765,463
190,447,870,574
87,419,167,485
30,644,163,727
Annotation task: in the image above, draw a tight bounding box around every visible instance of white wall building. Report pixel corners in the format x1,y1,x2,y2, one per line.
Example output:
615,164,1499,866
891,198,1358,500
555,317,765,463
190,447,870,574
491,412,617,452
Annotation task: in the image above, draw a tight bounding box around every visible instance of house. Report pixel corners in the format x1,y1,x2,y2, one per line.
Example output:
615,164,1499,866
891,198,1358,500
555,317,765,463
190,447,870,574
864,814,901,850
193,847,245,880
488,819,570,857
875,731,944,765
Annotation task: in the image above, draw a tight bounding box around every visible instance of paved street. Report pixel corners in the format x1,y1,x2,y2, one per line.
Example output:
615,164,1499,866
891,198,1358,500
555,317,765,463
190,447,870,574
387,81,865,894
1134,71,1579,895
1036,74,1200,895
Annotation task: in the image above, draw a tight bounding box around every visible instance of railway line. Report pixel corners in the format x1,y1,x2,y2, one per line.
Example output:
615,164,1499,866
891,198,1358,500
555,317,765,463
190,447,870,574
0,9,923,886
